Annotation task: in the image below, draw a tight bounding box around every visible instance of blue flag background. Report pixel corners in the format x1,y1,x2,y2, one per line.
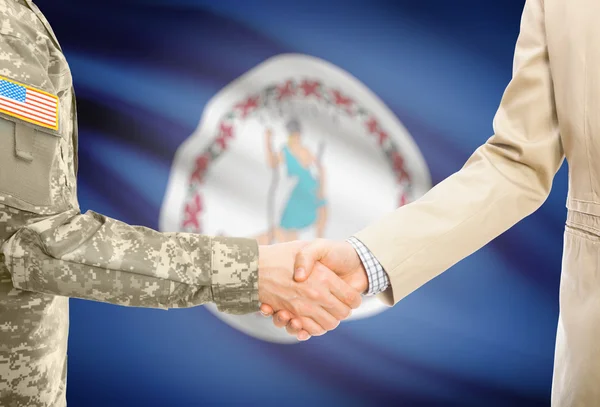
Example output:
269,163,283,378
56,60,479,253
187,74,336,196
34,0,566,405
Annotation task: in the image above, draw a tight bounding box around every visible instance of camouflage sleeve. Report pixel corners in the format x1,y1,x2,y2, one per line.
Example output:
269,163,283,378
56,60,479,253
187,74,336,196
0,1,258,315
1,209,259,314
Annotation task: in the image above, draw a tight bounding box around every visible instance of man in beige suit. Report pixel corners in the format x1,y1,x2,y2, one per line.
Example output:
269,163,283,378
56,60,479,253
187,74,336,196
260,0,597,405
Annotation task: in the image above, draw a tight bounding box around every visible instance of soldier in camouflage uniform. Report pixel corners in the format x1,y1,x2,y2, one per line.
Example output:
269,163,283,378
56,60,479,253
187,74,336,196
0,1,362,405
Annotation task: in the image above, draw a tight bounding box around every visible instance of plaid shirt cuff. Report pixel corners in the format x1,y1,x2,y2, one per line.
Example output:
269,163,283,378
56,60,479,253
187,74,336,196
347,236,390,296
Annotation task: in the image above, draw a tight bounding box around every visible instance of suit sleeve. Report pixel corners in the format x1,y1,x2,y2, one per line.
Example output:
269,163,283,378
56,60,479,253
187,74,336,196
354,0,564,305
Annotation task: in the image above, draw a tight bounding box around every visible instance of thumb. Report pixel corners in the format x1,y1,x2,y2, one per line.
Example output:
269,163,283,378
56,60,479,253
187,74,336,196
348,275,368,294
294,240,328,282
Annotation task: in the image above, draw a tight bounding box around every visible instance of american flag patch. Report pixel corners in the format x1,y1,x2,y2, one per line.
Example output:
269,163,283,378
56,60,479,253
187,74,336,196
0,76,59,131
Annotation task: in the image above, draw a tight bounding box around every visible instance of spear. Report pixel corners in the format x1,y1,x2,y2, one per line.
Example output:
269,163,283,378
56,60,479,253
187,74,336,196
266,129,279,244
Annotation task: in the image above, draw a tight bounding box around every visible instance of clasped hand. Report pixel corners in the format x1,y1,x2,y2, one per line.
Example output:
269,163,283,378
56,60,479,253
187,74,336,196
257,240,368,341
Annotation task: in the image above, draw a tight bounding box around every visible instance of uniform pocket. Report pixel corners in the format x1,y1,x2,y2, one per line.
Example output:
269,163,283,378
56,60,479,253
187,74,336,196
0,115,65,212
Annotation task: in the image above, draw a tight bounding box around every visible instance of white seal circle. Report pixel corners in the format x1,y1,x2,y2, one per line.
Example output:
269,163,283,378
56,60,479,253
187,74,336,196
160,54,431,343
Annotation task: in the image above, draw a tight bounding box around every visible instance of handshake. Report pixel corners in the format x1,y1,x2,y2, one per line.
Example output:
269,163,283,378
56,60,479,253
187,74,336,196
257,239,369,341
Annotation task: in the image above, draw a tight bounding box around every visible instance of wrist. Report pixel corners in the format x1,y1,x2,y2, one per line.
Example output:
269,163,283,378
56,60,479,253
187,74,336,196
256,244,292,306
257,245,269,304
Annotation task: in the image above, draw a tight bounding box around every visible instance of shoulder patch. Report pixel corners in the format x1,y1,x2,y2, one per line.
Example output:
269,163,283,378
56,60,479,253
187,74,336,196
0,75,59,131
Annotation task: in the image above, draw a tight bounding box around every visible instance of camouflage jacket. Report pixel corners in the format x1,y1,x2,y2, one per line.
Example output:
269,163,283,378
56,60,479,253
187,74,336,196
0,1,258,405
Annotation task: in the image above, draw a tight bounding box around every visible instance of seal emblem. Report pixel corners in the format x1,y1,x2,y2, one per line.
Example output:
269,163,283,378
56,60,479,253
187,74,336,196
160,54,431,343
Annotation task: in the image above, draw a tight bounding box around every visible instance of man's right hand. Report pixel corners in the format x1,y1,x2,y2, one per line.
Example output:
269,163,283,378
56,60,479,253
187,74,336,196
260,239,370,340
257,241,362,339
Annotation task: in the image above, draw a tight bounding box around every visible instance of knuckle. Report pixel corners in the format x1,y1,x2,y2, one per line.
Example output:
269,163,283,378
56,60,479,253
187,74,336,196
346,292,358,306
306,288,320,301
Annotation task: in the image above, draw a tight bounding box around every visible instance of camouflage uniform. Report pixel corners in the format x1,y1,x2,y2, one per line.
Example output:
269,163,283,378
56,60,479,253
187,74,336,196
0,1,259,405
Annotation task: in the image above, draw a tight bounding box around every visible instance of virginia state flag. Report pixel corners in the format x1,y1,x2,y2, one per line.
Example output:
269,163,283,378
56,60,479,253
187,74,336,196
38,0,564,405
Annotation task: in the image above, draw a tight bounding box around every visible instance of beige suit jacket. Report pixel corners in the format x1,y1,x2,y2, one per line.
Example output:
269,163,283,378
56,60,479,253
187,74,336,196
355,0,600,405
